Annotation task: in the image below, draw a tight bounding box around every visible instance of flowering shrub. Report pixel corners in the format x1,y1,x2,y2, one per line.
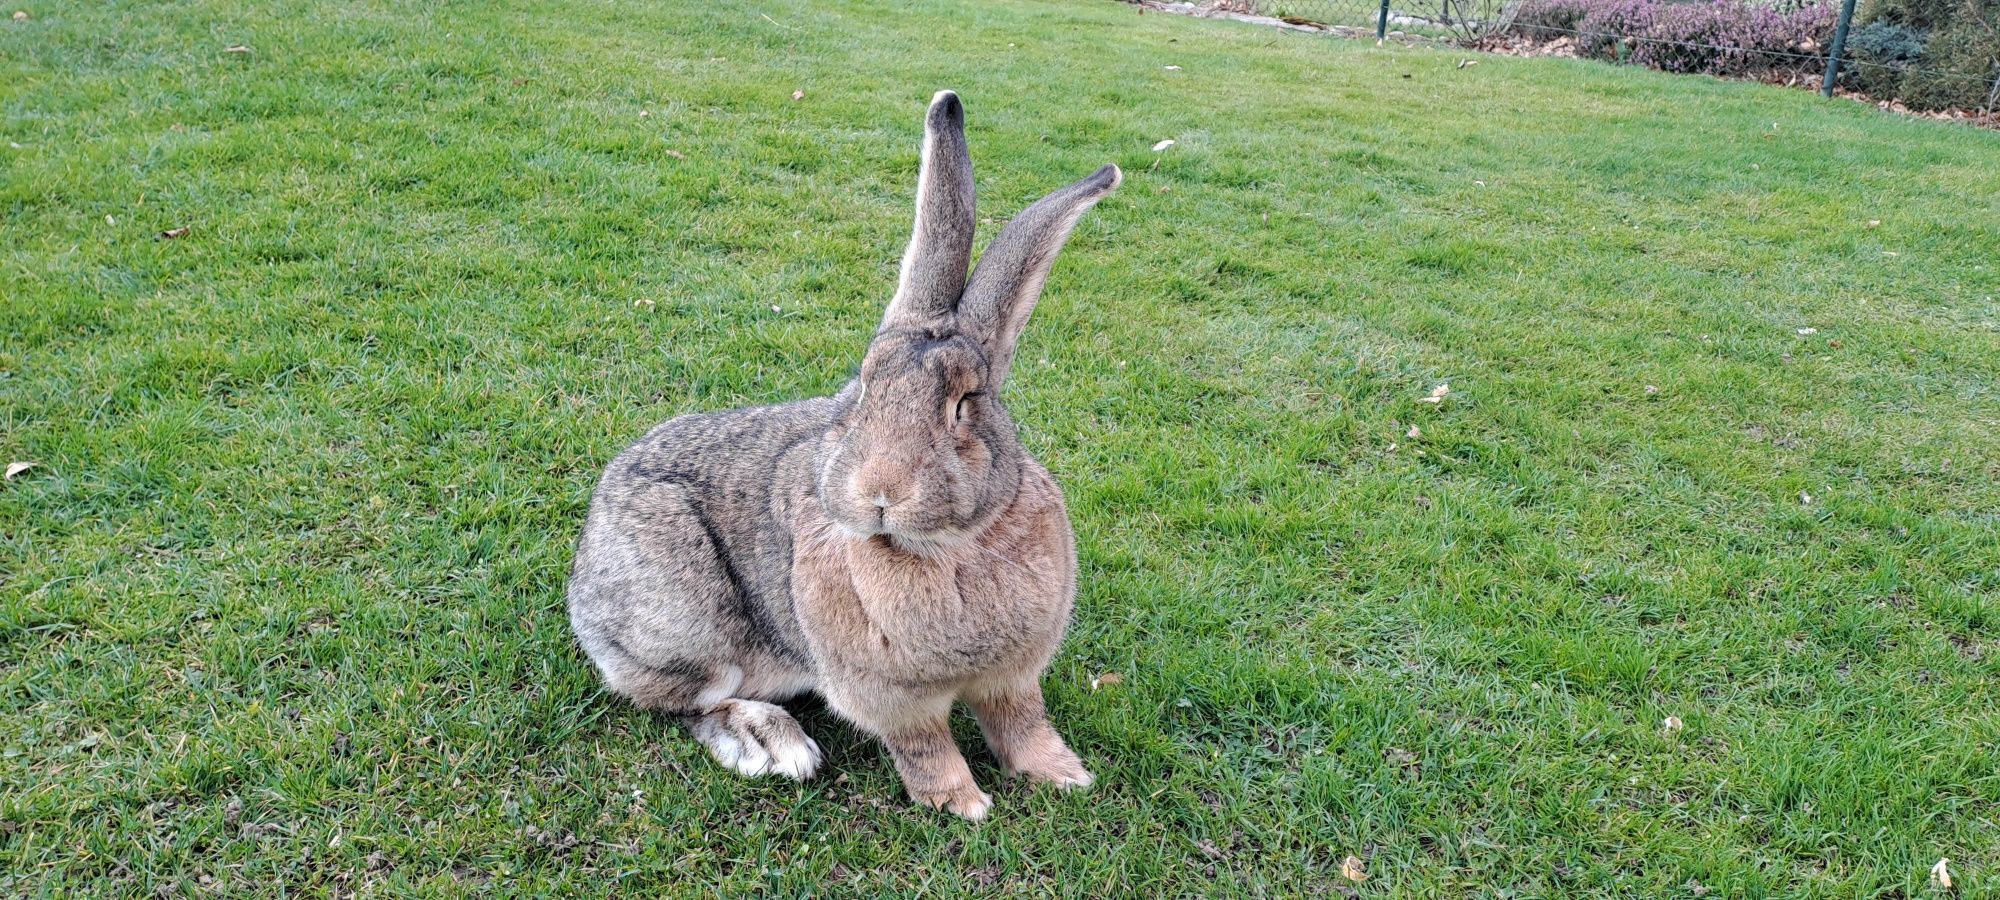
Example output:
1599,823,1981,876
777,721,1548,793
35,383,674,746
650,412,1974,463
1508,0,1996,110
1630,2,1758,73
1512,0,1596,33
1512,0,1841,76
1744,3,1838,66
1573,0,1659,57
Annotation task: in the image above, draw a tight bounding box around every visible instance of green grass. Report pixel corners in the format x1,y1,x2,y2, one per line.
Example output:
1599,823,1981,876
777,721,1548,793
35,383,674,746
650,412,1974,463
5,0,2000,895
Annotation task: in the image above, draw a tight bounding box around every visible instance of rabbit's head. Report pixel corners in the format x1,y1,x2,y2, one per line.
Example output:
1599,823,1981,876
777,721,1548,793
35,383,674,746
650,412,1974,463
817,91,1119,550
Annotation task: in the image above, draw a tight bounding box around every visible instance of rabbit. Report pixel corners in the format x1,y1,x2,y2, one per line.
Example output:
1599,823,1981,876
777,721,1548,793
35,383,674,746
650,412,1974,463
566,90,1119,820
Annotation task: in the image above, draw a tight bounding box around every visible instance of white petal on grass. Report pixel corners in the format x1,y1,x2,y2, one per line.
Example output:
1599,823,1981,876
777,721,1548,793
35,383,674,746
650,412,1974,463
1931,858,1952,889
1662,716,1684,734
1151,139,1175,152
1797,327,1818,335
1419,383,1451,403
5,461,38,480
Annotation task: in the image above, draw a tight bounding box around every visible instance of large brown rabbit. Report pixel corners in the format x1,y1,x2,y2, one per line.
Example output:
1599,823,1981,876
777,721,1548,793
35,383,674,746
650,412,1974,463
566,91,1118,820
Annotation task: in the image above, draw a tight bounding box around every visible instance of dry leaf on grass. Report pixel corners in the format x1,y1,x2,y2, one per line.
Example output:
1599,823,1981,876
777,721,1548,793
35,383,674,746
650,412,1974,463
159,226,190,240
6,461,39,480
664,149,685,160
1090,672,1123,691
1662,715,1684,734
1419,383,1450,403
1931,858,1952,889
1867,219,1881,228
790,89,804,101
223,45,251,54
1406,425,1421,439
12,10,27,21
1341,855,1369,882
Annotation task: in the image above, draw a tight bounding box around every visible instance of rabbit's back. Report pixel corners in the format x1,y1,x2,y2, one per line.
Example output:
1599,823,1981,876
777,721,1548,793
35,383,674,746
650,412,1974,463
568,398,834,677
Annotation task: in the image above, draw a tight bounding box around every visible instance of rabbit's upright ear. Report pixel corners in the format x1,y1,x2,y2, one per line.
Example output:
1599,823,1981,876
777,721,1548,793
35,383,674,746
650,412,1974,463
879,91,976,333
957,163,1120,390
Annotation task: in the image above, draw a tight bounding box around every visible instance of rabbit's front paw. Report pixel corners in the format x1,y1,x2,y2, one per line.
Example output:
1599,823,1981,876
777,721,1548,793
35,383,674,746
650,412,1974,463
1016,754,1094,791
912,784,993,821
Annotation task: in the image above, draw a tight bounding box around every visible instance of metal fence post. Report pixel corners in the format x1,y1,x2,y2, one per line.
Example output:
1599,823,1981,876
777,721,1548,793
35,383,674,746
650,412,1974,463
1820,0,1859,97
1377,0,1391,40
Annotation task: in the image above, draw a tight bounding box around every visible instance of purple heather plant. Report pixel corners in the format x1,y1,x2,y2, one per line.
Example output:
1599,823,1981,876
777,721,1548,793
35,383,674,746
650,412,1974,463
1631,1,1757,74
1574,0,1660,58
1513,0,1840,77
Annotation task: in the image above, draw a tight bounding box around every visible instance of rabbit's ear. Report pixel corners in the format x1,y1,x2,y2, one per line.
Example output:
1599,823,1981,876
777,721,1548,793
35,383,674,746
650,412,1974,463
957,163,1120,389
879,90,976,332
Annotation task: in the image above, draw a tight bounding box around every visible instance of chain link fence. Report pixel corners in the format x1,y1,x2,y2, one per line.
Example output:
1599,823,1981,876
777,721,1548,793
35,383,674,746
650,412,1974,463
1222,0,2000,120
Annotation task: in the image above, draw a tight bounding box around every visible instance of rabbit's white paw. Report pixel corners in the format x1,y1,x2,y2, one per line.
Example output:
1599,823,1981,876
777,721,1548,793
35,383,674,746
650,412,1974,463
694,700,822,781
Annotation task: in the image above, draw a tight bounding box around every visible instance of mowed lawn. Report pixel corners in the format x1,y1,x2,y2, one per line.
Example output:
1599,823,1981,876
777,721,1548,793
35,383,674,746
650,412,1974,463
6,0,2000,894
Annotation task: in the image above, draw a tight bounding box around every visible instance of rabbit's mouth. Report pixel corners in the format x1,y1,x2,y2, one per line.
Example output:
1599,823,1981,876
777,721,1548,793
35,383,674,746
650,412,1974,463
880,528,970,557
829,515,969,556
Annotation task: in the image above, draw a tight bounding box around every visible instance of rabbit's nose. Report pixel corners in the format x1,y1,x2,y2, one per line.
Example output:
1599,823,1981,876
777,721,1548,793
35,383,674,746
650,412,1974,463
859,484,909,509
852,463,912,510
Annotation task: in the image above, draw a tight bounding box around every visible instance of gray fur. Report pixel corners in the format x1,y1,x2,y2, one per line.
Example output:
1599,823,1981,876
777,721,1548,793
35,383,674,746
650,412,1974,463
882,91,976,331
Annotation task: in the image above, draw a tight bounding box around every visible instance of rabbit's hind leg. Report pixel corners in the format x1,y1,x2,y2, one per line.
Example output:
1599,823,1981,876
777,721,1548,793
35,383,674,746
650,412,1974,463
598,649,822,781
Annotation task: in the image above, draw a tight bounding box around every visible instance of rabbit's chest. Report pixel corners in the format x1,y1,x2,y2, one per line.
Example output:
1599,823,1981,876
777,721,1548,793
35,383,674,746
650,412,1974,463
791,520,1073,683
